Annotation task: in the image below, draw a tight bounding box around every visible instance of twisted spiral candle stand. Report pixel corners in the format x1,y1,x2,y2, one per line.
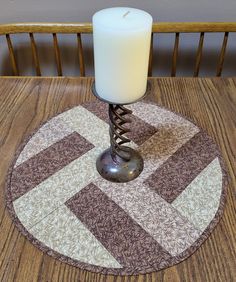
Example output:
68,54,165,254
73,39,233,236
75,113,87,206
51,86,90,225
92,82,150,183
109,104,132,161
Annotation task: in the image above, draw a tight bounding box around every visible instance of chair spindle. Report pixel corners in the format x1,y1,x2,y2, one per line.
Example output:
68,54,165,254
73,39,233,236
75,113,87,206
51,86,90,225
29,33,41,76
77,33,85,76
148,32,154,76
6,34,19,75
171,32,180,77
52,33,62,76
194,32,205,77
216,32,229,77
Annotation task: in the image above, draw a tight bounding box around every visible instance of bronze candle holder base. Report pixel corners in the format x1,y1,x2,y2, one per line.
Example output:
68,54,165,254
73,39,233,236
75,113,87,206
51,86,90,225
96,146,143,183
92,82,150,183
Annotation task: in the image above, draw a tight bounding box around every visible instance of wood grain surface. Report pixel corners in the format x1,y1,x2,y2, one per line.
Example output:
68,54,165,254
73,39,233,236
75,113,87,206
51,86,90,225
0,77,235,282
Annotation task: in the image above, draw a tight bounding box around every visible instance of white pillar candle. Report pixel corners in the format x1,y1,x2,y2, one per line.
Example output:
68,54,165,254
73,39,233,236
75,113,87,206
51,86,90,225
93,7,153,104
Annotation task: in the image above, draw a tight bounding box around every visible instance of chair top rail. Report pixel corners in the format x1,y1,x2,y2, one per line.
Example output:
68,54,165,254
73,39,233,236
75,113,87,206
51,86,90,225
0,22,236,35
0,23,92,35
152,22,236,32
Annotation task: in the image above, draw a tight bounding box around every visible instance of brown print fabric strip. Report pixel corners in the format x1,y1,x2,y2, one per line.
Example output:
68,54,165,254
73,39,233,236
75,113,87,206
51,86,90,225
82,100,109,123
144,131,219,203
11,132,94,201
83,100,157,146
65,183,172,268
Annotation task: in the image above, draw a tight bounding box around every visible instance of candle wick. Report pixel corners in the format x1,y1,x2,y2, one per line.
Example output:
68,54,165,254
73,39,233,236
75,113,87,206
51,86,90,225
123,11,130,18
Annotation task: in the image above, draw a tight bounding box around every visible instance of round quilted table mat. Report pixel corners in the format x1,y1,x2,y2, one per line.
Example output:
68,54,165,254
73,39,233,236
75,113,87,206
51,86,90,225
6,99,227,276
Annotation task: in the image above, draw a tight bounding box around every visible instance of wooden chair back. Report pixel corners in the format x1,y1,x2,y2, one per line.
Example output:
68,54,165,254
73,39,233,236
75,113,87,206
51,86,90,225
0,22,236,77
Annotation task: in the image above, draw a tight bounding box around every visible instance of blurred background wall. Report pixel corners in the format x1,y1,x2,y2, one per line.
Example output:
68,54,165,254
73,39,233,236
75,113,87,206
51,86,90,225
0,0,235,76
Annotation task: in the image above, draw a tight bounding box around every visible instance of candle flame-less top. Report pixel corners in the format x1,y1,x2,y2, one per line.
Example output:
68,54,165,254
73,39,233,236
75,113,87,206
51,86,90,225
93,7,152,31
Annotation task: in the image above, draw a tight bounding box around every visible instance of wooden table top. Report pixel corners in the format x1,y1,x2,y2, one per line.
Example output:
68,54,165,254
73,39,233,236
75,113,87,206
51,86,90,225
0,77,235,282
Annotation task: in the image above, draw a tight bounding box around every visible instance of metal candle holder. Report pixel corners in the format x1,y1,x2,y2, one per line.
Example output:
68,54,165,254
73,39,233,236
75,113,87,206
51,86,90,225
92,82,150,183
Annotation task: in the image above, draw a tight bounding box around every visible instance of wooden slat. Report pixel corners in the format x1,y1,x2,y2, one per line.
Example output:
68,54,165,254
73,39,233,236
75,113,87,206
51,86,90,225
29,33,41,76
1,22,236,36
148,33,154,76
171,32,180,77
216,32,229,77
5,34,19,75
52,33,62,76
77,33,85,76
194,32,205,77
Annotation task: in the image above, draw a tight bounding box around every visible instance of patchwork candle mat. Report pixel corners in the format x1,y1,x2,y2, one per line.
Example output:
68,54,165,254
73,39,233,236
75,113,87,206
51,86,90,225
6,100,227,276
